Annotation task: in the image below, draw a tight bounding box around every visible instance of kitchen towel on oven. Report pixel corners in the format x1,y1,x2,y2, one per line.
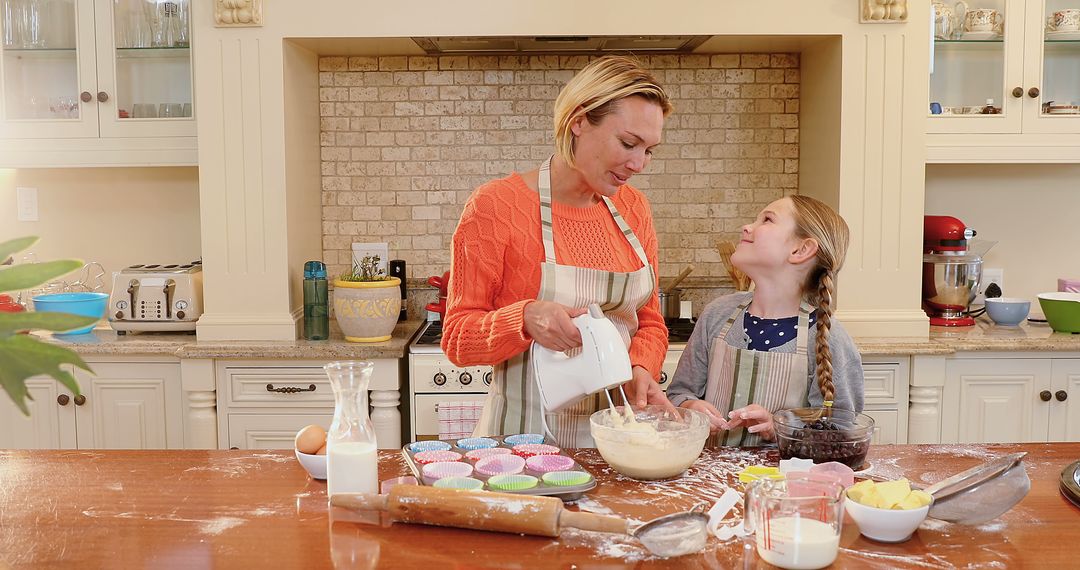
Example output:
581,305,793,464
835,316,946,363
438,400,485,440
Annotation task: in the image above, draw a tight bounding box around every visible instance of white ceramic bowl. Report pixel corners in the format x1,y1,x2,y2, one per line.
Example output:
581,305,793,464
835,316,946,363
985,297,1031,326
844,495,931,543
295,449,327,480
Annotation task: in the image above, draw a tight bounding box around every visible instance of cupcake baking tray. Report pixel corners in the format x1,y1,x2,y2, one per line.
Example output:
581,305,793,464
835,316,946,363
401,435,597,501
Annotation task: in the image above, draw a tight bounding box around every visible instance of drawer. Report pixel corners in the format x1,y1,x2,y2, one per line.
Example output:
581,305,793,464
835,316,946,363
862,362,902,404
224,366,334,408
412,394,487,441
862,409,898,445
227,413,333,449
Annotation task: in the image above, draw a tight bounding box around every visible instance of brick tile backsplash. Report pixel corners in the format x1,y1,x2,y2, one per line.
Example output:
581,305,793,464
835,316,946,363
320,53,800,282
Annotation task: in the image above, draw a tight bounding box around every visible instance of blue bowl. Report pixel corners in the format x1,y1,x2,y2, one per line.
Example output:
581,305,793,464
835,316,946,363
985,297,1031,326
32,292,109,335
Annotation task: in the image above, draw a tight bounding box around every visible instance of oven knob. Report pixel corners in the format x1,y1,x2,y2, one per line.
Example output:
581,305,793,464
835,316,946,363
659,371,669,385
433,372,446,386
176,311,185,319
175,300,189,310
116,300,128,310
459,372,472,386
483,371,493,386
115,311,124,319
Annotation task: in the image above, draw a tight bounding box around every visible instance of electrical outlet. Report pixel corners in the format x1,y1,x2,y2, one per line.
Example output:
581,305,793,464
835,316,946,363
16,187,38,222
975,268,1004,304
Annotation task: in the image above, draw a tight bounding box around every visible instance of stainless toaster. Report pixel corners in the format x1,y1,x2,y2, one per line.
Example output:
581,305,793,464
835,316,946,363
107,261,203,334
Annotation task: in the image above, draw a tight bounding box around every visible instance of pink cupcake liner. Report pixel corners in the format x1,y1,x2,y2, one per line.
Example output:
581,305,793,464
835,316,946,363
525,454,576,475
512,443,560,458
465,447,512,461
413,450,462,465
421,461,474,484
475,454,526,478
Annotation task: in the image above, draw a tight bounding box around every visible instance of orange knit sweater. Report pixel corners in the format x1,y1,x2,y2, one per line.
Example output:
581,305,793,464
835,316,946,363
441,172,669,379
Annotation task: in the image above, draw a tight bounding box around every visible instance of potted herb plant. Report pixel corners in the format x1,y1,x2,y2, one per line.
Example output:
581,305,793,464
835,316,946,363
0,237,97,415
333,255,401,342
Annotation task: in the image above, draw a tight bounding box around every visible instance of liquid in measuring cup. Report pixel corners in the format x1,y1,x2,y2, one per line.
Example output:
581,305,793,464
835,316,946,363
756,517,839,570
746,474,844,570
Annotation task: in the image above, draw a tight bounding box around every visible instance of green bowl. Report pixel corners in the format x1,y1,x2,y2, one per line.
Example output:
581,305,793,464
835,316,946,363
1038,293,1080,333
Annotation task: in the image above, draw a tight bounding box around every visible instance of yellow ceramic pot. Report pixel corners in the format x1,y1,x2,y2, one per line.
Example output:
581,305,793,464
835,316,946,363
333,277,401,342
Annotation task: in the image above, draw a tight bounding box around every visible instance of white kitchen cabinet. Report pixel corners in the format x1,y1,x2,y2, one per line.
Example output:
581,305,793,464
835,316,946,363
0,0,196,167
860,356,910,445
927,0,1080,162
0,360,182,449
938,355,1080,443
217,359,403,450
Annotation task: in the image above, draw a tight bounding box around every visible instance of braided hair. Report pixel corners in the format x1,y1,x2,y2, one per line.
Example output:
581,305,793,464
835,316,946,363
788,195,850,407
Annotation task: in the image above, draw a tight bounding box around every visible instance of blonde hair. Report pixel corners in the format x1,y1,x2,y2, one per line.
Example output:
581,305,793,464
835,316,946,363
789,195,850,407
553,56,672,168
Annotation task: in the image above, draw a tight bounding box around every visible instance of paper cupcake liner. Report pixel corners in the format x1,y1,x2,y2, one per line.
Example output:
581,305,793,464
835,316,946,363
421,461,474,484
413,450,463,465
525,454,576,475
465,447,512,461
408,440,452,453
541,471,593,487
456,437,498,450
433,476,485,490
511,443,560,458
488,474,539,491
475,454,526,477
503,433,545,446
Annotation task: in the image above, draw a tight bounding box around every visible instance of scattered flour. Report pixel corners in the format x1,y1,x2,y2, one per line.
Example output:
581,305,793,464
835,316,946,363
199,516,245,535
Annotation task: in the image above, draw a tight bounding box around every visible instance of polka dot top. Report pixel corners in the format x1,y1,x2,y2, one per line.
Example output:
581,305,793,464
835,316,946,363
744,311,818,351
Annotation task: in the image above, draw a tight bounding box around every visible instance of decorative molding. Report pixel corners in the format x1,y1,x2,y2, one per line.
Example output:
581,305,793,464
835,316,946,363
214,0,263,27
861,0,908,23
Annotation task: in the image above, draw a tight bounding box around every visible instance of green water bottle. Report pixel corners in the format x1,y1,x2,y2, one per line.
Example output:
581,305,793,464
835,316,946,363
303,261,329,340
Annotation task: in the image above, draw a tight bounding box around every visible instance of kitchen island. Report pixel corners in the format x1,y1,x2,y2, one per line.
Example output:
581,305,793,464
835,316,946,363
2,444,1078,568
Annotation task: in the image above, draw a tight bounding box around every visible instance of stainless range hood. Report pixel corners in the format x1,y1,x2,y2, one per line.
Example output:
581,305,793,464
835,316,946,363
411,35,709,54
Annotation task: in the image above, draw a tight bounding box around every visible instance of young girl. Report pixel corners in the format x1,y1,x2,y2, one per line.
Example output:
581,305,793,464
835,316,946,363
666,195,864,447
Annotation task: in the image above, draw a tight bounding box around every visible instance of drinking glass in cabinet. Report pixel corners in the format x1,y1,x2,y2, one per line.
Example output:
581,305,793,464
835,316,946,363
1042,1,1080,116
0,0,76,49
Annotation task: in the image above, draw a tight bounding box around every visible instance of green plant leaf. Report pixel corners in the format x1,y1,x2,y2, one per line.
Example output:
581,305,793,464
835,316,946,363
0,312,100,334
0,236,38,263
0,260,84,294
0,334,87,416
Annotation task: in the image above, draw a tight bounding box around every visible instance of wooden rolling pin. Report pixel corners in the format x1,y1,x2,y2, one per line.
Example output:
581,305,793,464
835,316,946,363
331,485,630,538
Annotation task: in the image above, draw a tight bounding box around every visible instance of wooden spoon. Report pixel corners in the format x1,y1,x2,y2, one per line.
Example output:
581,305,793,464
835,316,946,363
663,264,694,294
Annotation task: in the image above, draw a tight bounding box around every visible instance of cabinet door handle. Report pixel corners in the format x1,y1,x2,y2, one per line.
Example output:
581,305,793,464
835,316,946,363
57,394,70,406
266,383,316,394
97,91,109,103
1012,87,1024,98
1056,390,1068,402
73,394,86,406
1040,390,1052,402
1028,87,1040,99
80,91,92,103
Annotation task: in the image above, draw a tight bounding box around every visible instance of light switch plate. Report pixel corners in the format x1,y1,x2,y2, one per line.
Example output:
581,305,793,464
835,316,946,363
16,187,38,222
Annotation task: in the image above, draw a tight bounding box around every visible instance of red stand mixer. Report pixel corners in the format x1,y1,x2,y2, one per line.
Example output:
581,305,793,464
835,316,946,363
922,215,994,326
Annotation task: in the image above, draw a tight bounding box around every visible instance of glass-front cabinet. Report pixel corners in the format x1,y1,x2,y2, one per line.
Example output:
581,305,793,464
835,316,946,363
0,0,194,164
929,0,1080,148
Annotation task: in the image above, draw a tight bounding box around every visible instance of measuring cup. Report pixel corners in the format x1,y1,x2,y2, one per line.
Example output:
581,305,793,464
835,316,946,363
745,475,845,570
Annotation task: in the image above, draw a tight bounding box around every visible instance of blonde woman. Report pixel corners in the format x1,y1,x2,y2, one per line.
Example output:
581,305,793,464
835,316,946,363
442,56,673,447
666,195,865,446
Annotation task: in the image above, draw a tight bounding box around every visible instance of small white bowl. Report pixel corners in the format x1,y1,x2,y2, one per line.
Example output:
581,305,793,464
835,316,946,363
295,449,327,480
844,496,931,543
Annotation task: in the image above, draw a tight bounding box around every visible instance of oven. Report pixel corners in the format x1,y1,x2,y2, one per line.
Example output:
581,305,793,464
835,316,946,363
407,318,695,441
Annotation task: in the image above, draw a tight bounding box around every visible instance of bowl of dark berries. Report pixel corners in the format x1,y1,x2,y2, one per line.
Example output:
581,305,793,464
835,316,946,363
774,407,875,470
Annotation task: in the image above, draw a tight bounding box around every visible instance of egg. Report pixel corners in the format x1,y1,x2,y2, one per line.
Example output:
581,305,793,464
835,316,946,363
295,424,326,454
316,443,327,455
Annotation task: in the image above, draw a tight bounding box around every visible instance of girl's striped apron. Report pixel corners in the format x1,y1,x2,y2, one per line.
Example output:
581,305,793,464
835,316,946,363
472,156,656,448
704,295,812,447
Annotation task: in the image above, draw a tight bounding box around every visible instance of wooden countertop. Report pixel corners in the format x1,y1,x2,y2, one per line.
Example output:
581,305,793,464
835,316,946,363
2,444,1078,568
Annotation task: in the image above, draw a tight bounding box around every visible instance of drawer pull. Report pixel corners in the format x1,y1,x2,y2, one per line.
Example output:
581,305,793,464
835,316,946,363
266,383,316,394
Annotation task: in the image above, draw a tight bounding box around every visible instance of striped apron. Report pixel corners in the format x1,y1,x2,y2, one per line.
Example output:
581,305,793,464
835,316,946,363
704,296,813,447
471,156,656,448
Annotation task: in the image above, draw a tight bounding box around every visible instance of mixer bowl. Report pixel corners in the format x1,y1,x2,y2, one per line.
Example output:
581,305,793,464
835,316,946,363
590,405,709,480
922,255,982,319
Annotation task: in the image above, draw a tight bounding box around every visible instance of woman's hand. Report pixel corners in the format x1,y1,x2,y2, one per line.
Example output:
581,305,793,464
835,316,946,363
623,366,676,412
725,404,776,441
523,301,588,352
680,400,729,434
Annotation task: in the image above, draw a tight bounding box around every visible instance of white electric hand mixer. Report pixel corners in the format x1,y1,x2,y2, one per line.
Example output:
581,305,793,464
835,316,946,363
532,304,634,425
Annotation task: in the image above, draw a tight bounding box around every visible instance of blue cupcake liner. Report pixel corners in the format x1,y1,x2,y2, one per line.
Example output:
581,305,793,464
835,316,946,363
456,437,498,450
408,440,452,453
504,433,545,446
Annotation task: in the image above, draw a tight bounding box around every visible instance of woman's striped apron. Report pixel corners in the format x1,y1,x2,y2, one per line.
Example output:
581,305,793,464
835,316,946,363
471,156,656,448
704,295,813,447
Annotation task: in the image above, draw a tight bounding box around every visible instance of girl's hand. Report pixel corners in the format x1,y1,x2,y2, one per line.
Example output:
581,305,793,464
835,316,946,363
623,366,677,412
726,404,776,441
524,301,588,351
680,400,729,434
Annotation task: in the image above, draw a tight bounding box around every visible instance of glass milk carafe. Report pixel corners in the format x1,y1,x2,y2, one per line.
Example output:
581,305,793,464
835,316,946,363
325,361,379,496
745,475,845,570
